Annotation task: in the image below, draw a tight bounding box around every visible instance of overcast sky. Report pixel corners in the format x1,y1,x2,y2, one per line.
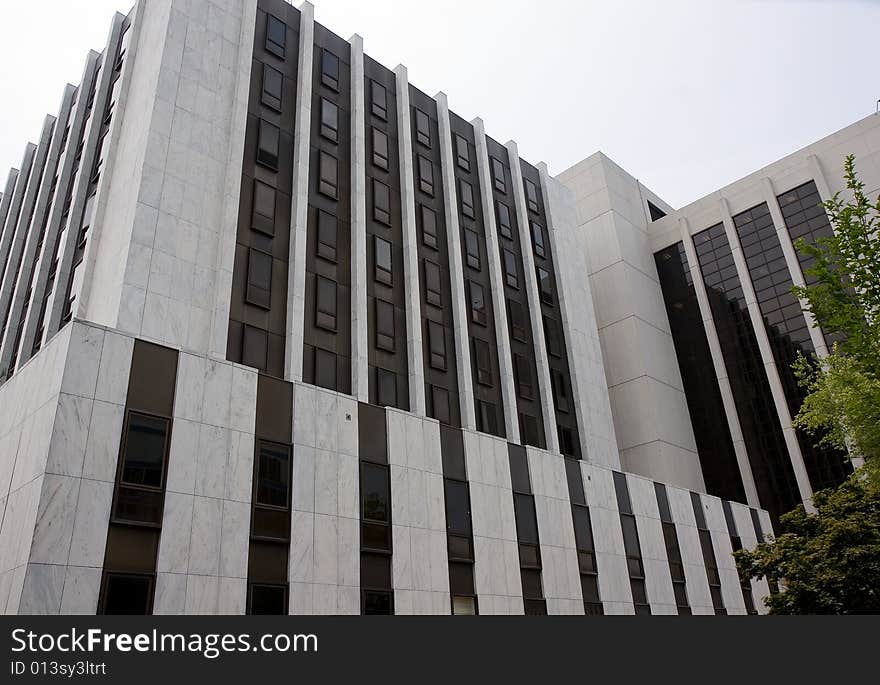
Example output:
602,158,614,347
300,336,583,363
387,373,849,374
1,0,878,208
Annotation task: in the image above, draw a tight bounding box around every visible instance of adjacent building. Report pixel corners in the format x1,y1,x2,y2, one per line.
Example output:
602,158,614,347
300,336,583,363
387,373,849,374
2,0,870,616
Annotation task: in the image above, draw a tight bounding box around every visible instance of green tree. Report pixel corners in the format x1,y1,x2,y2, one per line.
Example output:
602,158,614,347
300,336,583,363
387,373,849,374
791,155,880,466
734,473,880,614
734,156,880,613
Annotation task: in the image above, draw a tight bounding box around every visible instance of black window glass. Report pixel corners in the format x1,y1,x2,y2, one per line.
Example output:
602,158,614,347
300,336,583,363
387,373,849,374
424,260,442,307
315,276,337,331
247,248,272,309
537,267,553,305
477,400,497,435
318,151,338,199
551,368,570,413
257,119,279,170
464,228,480,270
248,584,287,615
121,412,169,488
320,98,338,142
531,221,546,259
370,80,387,120
376,367,397,407
514,493,539,544
316,210,337,262
256,440,290,508
101,574,152,615
525,178,540,213
444,479,472,536
428,320,446,370
508,299,528,342
503,249,518,288
543,315,561,358
252,179,276,234
455,134,470,171
572,504,594,552
373,179,391,225
420,204,438,249
491,157,506,193
362,462,390,522
414,108,431,148
363,590,392,615
621,514,641,559
497,202,513,239
374,236,392,285
371,127,389,170
460,180,475,219
261,63,283,111
418,155,434,196
613,471,632,514
430,385,450,425
242,325,268,370
473,337,492,386
375,299,395,351
469,280,486,326
265,14,286,58
514,353,532,399
321,49,339,91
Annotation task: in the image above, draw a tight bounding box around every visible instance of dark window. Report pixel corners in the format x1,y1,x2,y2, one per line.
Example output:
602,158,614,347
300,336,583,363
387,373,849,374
473,338,492,386
376,367,397,407
558,425,577,457
647,200,666,222
572,504,594,552
508,299,528,342
248,584,287,615
531,221,546,259
321,49,339,91
374,236,392,285
503,249,518,288
420,204,438,249
373,179,391,225
455,134,470,171
370,80,387,120
261,63,283,111
613,472,633,514
444,479,472,536
119,412,169,490
459,180,475,219
375,299,395,351
417,155,434,196
246,248,272,309
414,108,431,148
424,259,442,307
497,202,513,239
514,354,532,399
471,401,494,436
315,276,337,331
551,368,570,413
362,462,390,523
314,347,337,390
100,573,153,615
519,413,540,447
430,385,451,425
265,14,286,58
362,590,393,615
320,98,338,142
525,178,540,213
256,119,279,170
371,127,388,170
318,151,338,199
463,228,480,270
316,210,337,262
255,440,291,508
537,267,553,305
242,325,268,370
428,320,446,370
252,179,276,235
543,315,561,358
491,157,506,193
468,280,487,326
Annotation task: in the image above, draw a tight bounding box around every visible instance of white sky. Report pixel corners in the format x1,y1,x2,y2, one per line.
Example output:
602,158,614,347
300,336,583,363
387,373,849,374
1,0,878,208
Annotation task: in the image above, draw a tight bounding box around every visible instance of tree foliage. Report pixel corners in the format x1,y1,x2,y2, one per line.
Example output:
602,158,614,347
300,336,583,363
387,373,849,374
734,468,880,614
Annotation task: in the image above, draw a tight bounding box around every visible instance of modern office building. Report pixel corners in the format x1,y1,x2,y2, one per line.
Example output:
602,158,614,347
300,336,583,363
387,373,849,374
0,0,871,616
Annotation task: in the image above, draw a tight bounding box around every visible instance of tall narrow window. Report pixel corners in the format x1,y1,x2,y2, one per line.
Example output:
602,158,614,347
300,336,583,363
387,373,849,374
468,280,486,326
376,367,397,407
692,492,726,615
246,248,272,309
477,400,497,435
508,299,528,342
255,440,291,508
491,157,506,193
320,98,338,142
550,368,570,413
375,299,395,351
514,354,532,399
314,348,337,390
614,472,651,615
531,221,546,259
242,325,268,371
315,276,337,332
252,179,276,235
424,260,442,308
100,574,153,615
430,385,451,424
321,49,339,91
414,109,431,148
428,320,446,370
464,228,480,270
261,64,283,111
370,80,387,120
319,151,338,199
113,412,170,526
265,14,286,58
374,236,392,285
417,155,434,196
459,180,475,219
525,178,540,213
316,210,337,262
361,462,391,551
537,267,553,305
656,483,690,615
503,249,519,289
371,127,389,170
420,204,438,249
373,180,391,225
473,338,492,386
543,315,561,358
257,119,280,170
248,585,287,616
455,134,470,171
497,202,513,240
